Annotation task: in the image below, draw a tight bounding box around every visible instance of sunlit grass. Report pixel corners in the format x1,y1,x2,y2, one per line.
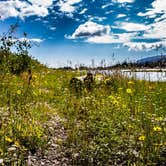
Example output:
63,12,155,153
0,68,165,165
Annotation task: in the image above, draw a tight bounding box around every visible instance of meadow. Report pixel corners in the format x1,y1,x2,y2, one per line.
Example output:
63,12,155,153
0,67,165,165
0,28,166,165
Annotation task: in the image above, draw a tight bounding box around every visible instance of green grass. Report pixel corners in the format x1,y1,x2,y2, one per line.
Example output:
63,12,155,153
0,68,166,165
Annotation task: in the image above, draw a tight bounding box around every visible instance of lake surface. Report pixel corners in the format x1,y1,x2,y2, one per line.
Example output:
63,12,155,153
94,69,166,82
122,71,166,82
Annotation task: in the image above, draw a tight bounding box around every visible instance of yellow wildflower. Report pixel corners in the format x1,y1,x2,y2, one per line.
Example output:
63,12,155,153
128,81,134,85
108,95,119,106
153,126,162,132
33,91,38,96
14,141,21,148
5,136,13,143
122,104,127,109
33,74,37,79
126,88,132,94
44,80,48,85
155,117,163,121
17,90,21,95
138,135,146,141
0,148,3,155
128,124,133,129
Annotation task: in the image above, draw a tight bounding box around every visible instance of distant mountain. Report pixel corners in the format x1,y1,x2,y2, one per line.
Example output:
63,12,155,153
137,55,166,64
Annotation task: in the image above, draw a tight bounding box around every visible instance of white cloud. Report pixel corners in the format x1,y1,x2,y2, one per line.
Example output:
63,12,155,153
137,0,166,18
67,20,166,51
85,32,137,44
28,0,53,7
85,33,136,44
25,38,44,43
102,3,113,9
67,21,111,39
124,40,166,51
67,21,138,45
143,19,166,39
79,8,87,14
89,16,107,22
58,0,82,14
117,14,127,18
86,35,119,44
0,0,54,20
113,0,134,3
11,37,44,43
115,22,149,31
49,27,56,31
67,18,166,51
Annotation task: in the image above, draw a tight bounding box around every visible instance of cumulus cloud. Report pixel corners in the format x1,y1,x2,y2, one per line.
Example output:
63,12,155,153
143,20,166,39
86,35,119,44
124,40,166,51
67,21,111,39
66,21,138,46
134,0,166,50
28,0,53,7
0,0,54,20
58,0,82,15
137,0,166,18
66,19,166,51
115,22,149,32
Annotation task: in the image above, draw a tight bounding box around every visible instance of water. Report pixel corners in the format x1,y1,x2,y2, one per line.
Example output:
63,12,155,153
94,69,166,82
122,71,166,82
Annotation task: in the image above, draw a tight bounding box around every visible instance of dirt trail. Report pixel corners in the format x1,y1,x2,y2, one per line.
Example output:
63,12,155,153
28,114,71,166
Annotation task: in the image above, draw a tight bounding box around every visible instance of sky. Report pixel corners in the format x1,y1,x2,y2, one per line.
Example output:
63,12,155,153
0,0,166,67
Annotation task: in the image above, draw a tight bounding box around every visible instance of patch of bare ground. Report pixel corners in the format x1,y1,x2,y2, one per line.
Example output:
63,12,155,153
28,113,71,166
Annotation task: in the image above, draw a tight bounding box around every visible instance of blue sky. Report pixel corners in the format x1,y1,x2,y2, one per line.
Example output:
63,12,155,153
0,0,166,67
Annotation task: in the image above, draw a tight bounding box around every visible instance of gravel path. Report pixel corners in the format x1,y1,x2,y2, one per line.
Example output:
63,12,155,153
28,114,72,166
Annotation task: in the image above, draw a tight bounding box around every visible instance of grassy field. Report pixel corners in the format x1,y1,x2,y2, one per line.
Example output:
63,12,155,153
0,68,166,165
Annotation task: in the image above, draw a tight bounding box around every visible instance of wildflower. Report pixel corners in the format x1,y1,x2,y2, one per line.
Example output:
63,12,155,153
33,91,38,96
153,126,162,132
155,117,163,121
128,81,134,85
104,78,111,85
138,135,146,141
126,88,132,94
33,74,37,79
108,95,119,106
14,141,20,148
17,90,21,95
128,124,133,129
44,80,48,85
122,104,127,109
5,136,13,143
0,149,3,155
108,95,114,100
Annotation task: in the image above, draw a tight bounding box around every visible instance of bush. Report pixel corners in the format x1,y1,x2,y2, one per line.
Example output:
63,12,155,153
0,25,32,75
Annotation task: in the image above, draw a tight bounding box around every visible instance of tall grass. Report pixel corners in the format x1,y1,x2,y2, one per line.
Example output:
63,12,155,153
56,70,166,165
0,67,165,165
